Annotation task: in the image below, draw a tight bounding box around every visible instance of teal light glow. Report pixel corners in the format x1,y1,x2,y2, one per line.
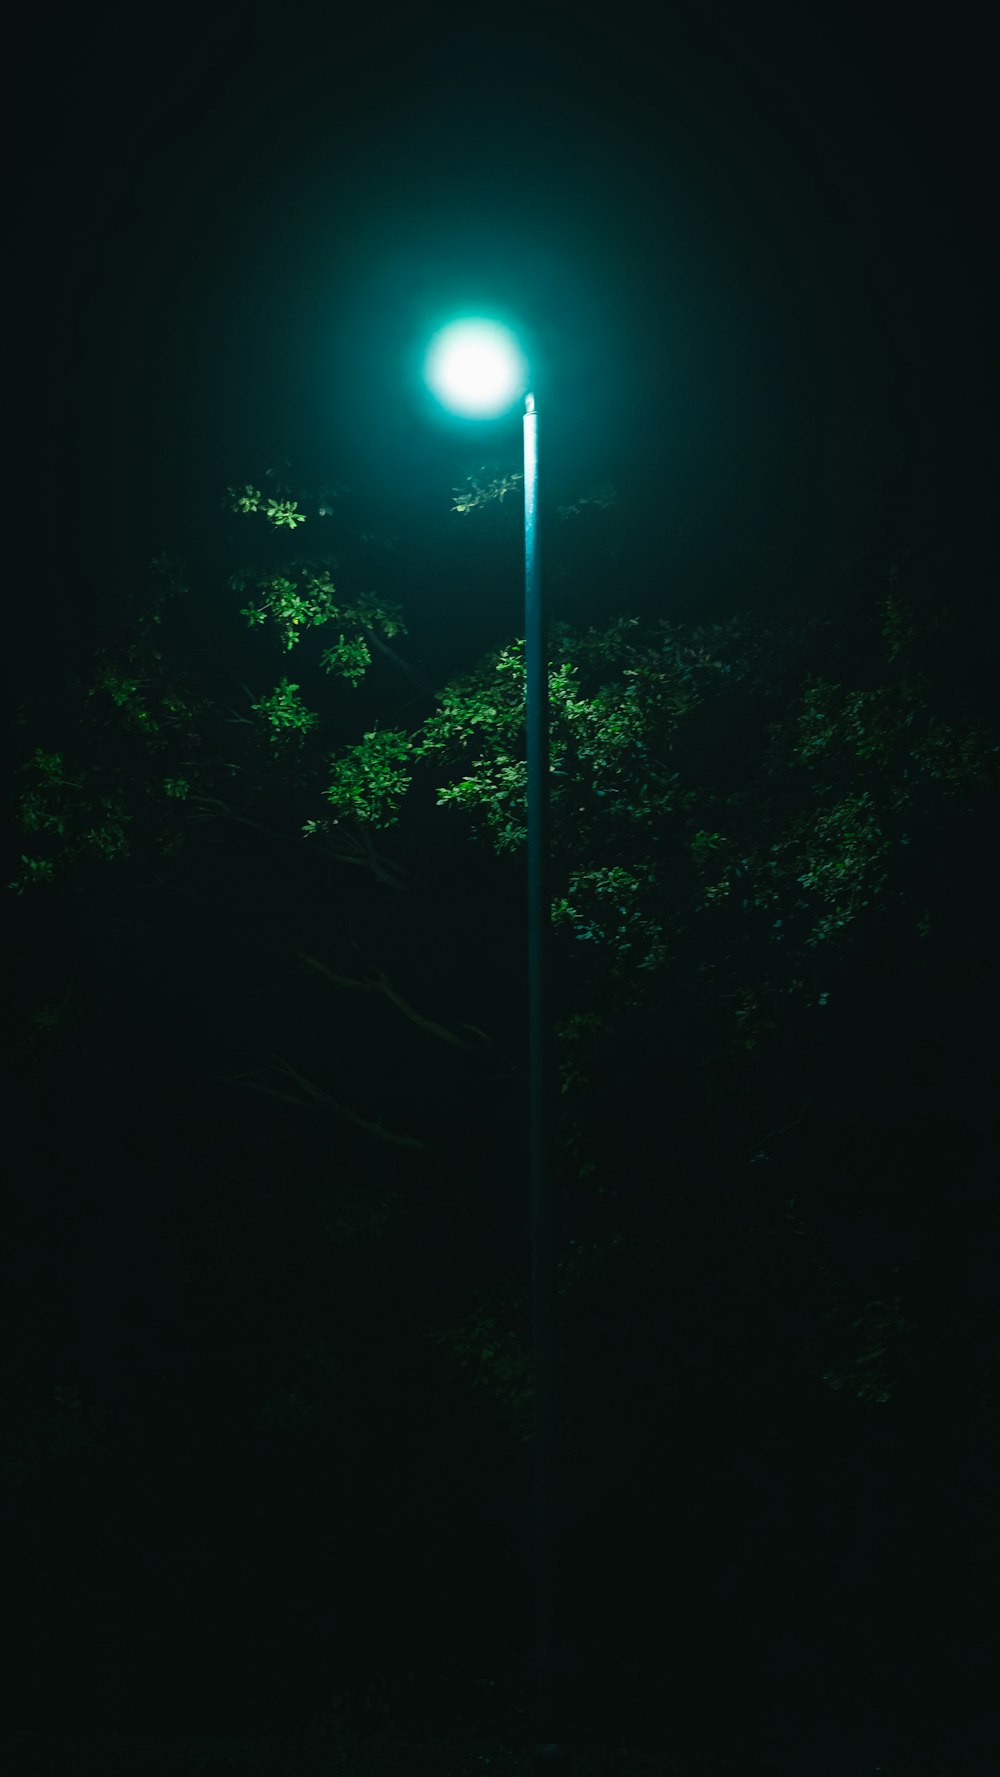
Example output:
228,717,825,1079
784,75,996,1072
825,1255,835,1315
424,318,528,417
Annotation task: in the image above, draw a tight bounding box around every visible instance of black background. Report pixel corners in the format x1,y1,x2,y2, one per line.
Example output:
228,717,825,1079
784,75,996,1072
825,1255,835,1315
4,4,998,1773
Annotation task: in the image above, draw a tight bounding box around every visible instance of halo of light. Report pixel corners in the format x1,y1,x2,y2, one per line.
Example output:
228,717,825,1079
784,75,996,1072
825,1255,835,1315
424,318,528,417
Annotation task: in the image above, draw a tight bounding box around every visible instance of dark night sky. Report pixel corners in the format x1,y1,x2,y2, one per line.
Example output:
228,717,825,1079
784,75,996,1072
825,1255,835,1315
12,0,996,679
5,1,999,1764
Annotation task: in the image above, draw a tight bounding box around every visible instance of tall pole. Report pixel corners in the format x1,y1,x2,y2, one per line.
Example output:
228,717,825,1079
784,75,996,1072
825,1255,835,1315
524,391,565,1768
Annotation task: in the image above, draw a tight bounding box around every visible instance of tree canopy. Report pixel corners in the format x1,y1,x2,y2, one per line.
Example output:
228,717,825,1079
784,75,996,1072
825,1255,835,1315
5,457,997,1763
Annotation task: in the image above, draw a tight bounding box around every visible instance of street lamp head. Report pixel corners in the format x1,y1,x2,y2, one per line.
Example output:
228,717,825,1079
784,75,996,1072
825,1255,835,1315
424,317,528,418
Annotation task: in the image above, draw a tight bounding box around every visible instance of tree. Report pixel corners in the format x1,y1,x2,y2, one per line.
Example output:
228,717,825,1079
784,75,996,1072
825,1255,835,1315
8,459,997,1422
6,459,997,1757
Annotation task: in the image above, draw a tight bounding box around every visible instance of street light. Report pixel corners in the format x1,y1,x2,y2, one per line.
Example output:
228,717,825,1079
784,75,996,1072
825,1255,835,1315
424,317,529,417
425,319,566,1771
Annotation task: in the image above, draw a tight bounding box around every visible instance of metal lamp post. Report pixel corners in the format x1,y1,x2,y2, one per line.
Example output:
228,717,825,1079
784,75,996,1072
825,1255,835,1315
424,321,565,1770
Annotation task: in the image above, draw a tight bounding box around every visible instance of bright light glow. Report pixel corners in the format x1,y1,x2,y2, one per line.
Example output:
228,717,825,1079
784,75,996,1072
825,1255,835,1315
424,319,528,417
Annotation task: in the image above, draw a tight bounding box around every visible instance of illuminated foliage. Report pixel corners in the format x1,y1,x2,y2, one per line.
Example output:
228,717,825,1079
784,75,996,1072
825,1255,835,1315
552,861,670,980
322,726,413,828
8,737,136,891
450,464,523,513
24,493,990,1100
319,632,371,686
235,564,405,664
10,489,997,1140
250,676,320,744
10,470,996,1130
223,483,305,528
8,853,57,895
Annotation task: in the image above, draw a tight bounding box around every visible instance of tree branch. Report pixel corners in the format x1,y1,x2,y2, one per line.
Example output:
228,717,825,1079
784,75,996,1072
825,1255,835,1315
295,950,477,1051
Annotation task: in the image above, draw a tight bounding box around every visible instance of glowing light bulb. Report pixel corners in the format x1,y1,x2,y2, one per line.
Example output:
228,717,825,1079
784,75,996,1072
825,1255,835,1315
424,318,528,417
